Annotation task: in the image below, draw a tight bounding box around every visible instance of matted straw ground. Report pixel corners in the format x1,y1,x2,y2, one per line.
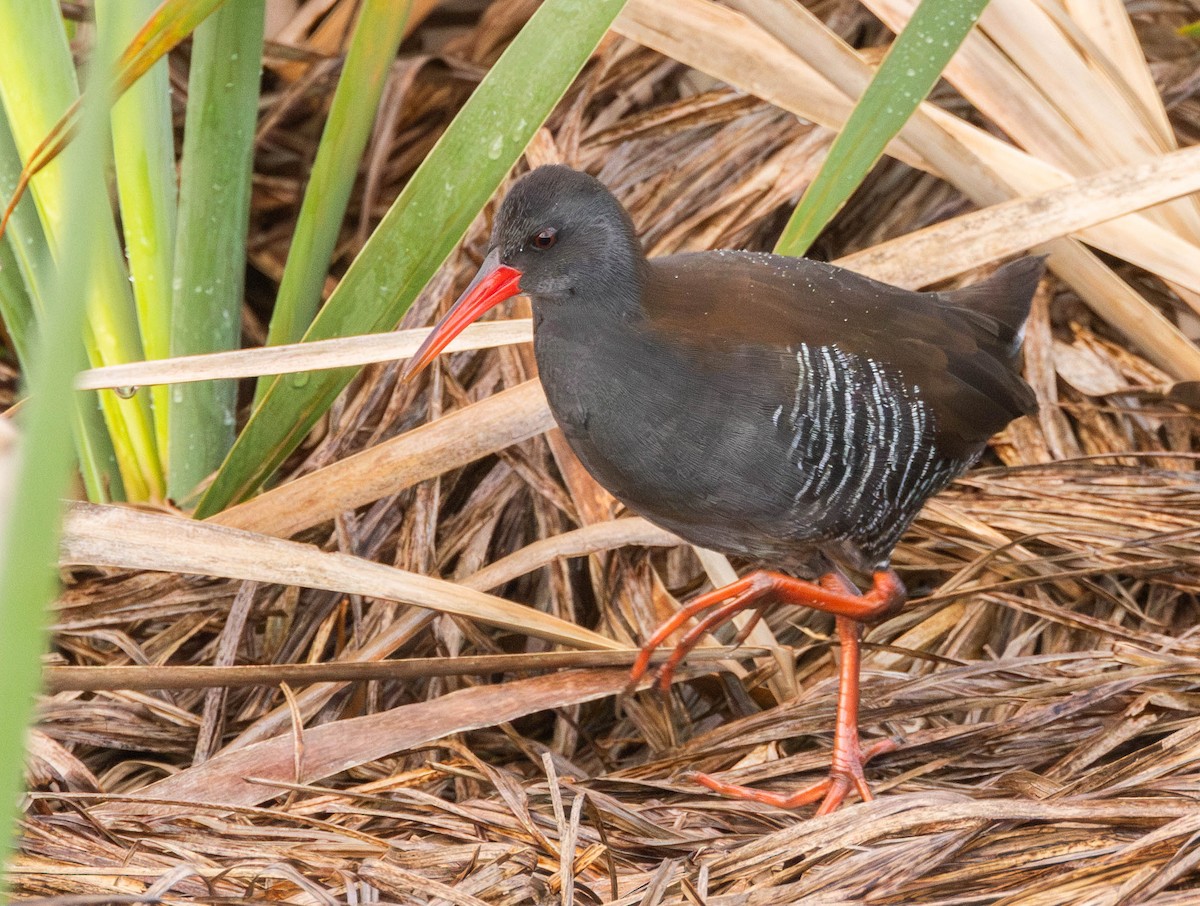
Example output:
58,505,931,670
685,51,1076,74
11,1,1200,903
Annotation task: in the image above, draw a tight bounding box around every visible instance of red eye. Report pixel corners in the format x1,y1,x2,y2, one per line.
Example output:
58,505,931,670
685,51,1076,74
531,228,557,250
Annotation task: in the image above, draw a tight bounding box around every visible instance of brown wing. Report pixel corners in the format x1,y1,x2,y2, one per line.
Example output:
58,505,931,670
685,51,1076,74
642,251,1037,456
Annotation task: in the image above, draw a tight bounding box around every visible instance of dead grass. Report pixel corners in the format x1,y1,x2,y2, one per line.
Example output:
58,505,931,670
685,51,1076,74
10,0,1200,902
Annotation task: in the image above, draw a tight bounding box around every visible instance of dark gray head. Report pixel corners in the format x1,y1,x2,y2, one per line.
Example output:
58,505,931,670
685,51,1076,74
402,166,644,380
489,165,644,304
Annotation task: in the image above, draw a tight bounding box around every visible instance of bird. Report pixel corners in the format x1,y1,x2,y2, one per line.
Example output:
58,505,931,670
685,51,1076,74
403,164,1044,814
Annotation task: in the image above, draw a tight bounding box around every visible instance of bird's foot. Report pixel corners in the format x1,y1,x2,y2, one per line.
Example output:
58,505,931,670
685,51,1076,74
628,569,905,693
627,574,770,693
687,737,897,815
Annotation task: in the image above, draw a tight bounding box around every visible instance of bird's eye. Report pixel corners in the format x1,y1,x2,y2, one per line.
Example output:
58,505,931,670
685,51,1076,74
531,227,558,250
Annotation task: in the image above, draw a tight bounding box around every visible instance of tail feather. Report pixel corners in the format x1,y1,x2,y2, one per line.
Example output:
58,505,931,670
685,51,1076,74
940,255,1047,357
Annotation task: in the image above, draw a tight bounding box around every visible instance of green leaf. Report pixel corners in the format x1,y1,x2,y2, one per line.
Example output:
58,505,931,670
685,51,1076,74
0,130,38,370
0,0,230,241
0,3,164,499
196,0,629,517
113,0,231,96
258,0,413,369
0,105,119,501
167,0,265,503
774,0,991,256
0,1,163,501
0,221,34,366
97,0,178,463
0,18,117,876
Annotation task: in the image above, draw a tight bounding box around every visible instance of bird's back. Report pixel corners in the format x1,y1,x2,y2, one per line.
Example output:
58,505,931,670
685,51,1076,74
642,252,1041,457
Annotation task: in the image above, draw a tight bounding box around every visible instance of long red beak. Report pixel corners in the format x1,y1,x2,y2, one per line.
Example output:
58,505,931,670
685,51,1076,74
402,248,523,380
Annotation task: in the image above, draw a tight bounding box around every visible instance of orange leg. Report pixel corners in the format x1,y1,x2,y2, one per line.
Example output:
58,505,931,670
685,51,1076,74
631,568,905,813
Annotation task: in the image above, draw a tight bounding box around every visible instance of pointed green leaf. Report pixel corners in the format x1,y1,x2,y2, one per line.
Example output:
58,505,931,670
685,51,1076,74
0,20,119,873
0,1,161,499
0,103,118,501
168,1,265,503
259,0,413,364
0,0,229,240
196,0,629,517
775,0,991,256
97,0,178,462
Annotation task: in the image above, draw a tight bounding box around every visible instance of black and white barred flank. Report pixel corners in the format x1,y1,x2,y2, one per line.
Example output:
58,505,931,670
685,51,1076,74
777,342,969,571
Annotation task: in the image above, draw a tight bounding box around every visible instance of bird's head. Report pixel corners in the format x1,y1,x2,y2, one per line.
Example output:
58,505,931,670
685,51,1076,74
402,165,642,380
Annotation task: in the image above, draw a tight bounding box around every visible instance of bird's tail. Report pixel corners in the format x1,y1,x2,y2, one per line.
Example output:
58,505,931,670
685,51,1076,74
943,255,1047,358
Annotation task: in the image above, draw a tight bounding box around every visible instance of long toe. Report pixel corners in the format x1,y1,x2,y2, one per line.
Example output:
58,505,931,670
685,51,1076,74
689,771,832,810
815,775,853,816
689,737,898,813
